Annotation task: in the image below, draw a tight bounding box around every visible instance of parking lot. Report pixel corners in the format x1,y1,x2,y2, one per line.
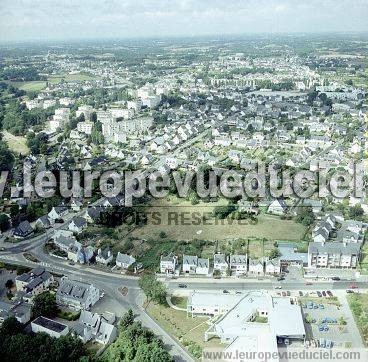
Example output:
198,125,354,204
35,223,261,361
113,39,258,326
301,293,358,348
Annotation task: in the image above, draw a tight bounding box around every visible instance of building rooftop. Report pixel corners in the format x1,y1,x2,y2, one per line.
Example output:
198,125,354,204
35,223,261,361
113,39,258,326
32,316,68,333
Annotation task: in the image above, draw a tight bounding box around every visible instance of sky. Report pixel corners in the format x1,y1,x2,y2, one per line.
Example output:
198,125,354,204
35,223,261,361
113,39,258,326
0,0,368,42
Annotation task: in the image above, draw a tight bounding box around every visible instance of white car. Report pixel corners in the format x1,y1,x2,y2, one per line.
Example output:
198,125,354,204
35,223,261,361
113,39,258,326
274,286,282,289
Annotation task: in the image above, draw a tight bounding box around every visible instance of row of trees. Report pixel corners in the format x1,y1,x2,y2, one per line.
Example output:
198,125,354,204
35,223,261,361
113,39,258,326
0,317,86,362
103,309,173,362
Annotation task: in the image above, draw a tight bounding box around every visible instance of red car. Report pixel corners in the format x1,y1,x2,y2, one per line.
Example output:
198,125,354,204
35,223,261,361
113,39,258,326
349,284,358,289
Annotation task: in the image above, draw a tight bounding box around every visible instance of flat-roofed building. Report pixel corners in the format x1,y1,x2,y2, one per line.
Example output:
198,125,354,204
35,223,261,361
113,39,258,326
188,290,305,361
31,316,69,338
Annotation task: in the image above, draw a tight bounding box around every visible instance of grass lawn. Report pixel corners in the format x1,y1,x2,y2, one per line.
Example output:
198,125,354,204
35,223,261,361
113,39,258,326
300,296,341,307
146,300,223,359
131,197,306,242
10,73,97,92
11,80,47,91
347,293,368,346
2,131,29,155
359,242,368,274
48,73,97,83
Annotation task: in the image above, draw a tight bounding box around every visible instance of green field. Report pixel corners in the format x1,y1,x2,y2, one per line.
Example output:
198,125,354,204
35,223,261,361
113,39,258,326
146,300,222,358
347,293,368,346
131,196,306,242
11,81,47,92
2,131,29,155
10,73,97,92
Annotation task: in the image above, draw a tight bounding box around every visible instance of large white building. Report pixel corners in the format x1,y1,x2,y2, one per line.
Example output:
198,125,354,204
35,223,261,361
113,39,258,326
50,108,70,132
188,290,305,362
98,109,153,143
77,121,93,135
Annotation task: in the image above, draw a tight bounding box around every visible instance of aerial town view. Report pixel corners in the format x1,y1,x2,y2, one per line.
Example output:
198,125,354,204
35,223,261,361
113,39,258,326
0,1,368,361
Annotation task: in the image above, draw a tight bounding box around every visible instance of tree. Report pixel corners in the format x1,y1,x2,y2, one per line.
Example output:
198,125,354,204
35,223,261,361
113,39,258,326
338,316,347,326
0,140,14,171
0,213,10,232
349,205,364,220
0,316,23,337
5,279,14,289
32,291,59,318
268,248,281,260
120,309,135,329
296,206,315,226
103,319,173,362
27,132,48,155
91,120,104,144
139,274,167,305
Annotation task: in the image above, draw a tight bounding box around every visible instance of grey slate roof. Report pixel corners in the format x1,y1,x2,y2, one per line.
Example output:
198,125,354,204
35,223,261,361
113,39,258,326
308,242,361,255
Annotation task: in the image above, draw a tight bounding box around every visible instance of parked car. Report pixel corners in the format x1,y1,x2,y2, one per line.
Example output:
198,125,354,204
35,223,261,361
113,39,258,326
286,291,291,296
349,284,358,289
327,290,333,297
299,291,303,297
178,284,187,288
346,289,354,294
322,291,327,297
317,291,322,297
223,290,230,294
274,286,282,289
331,277,340,281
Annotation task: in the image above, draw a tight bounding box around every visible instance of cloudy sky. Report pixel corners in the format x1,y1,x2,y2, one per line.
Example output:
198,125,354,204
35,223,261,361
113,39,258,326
1,0,368,41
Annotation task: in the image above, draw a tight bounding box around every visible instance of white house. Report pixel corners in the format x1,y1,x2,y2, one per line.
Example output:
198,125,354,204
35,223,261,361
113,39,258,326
115,253,136,269
96,248,113,265
213,254,229,276
196,258,210,275
182,255,198,274
48,206,68,221
68,216,87,234
160,254,178,275
265,259,280,275
248,260,264,275
267,198,288,215
229,255,248,276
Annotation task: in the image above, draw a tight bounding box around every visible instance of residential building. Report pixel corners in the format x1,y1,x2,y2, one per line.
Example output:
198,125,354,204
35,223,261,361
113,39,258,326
56,277,100,310
265,259,280,275
267,199,288,215
213,254,229,275
308,242,361,269
13,220,34,239
0,301,31,324
73,310,117,345
15,267,53,297
248,260,264,275
160,253,178,275
196,258,210,275
115,253,136,269
229,255,248,276
96,248,113,265
182,255,198,274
